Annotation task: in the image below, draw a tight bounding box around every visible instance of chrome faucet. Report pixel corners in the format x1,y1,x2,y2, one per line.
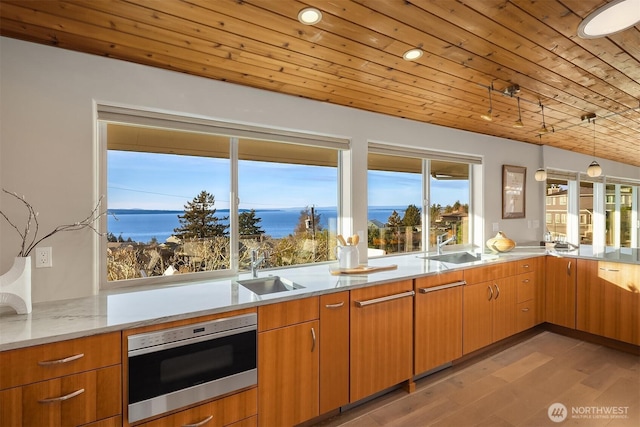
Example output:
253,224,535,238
436,232,455,255
250,249,265,278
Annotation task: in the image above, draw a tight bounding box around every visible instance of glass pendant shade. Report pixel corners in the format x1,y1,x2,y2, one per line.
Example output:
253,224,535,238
587,161,602,177
535,168,547,181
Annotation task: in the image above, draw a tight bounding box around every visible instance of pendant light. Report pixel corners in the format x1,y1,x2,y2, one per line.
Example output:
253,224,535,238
513,97,524,128
537,103,549,134
534,135,547,181
586,117,602,177
480,84,493,121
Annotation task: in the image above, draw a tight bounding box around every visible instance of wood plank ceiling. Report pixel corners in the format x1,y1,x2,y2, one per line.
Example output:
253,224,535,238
1,0,639,168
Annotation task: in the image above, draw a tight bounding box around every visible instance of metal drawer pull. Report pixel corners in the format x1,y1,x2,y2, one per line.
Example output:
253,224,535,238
522,279,530,284
355,290,415,307
522,264,529,268
487,285,493,301
38,353,84,366
419,280,466,293
38,388,84,403
494,284,500,300
599,267,620,272
184,415,214,427
311,327,316,352
325,301,344,309
521,308,530,312
567,261,572,275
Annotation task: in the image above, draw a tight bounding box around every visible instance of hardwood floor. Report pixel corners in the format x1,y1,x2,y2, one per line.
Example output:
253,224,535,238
313,332,639,426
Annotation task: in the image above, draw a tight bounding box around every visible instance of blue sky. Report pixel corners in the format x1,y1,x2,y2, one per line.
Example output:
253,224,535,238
108,151,468,210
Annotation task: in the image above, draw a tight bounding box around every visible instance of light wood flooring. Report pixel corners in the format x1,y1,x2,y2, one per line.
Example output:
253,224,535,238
313,332,639,427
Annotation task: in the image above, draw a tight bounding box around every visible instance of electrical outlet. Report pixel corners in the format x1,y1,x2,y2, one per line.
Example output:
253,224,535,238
36,247,52,268
492,222,499,232
533,220,540,229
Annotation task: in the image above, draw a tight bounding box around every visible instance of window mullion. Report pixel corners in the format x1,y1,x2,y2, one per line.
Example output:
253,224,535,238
230,137,239,272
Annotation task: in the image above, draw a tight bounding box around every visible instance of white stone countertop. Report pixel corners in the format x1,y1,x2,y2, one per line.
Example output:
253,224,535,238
1,245,636,351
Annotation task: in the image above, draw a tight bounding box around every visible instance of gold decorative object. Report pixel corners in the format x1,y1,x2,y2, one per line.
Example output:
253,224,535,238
486,231,516,253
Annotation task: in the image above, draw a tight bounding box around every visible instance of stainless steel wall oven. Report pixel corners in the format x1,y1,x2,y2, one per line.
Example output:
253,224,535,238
127,313,257,423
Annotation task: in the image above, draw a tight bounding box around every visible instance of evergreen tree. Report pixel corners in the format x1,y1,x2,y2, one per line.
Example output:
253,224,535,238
430,203,442,224
239,209,265,236
174,190,228,239
387,210,402,227
402,204,421,227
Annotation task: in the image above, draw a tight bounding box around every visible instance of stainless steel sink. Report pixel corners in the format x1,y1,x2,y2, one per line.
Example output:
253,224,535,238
237,276,305,295
428,252,483,264
418,251,498,264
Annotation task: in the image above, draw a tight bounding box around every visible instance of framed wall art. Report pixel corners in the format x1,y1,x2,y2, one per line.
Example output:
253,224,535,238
502,164,526,219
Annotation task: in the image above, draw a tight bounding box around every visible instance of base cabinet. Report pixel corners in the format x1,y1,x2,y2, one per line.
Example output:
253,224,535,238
319,292,349,414
257,298,319,427
463,277,517,354
350,280,414,403
577,260,640,345
0,332,121,427
414,271,464,375
545,256,577,328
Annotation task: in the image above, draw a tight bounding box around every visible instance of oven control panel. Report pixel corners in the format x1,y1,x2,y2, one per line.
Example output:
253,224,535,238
128,313,257,352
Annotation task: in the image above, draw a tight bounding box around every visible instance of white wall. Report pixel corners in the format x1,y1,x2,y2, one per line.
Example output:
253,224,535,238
2,37,638,303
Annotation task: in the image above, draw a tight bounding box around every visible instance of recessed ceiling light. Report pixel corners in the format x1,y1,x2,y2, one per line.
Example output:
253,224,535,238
298,7,322,25
577,0,640,39
403,48,423,61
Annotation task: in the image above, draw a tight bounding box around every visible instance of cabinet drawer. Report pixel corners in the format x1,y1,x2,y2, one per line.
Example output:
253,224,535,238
258,297,318,331
139,388,257,427
0,332,121,389
517,272,535,303
515,258,537,274
0,365,121,427
517,301,536,332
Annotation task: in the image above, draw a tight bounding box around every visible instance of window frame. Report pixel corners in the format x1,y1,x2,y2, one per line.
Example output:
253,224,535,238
367,142,480,255
97,105,348,289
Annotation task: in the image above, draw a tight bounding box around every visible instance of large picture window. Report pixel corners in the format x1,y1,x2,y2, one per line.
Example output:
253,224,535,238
99,108,344,285
367,144,475,256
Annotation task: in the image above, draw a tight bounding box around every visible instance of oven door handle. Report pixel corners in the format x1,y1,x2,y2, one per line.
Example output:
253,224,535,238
128,324,256,357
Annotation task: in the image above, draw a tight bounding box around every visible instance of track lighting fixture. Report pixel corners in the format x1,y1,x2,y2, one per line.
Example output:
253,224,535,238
513,97,524,128
480,84,493,121
537,103,549,134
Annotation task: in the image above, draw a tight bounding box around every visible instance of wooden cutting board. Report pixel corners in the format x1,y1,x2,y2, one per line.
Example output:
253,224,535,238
330,264,398,275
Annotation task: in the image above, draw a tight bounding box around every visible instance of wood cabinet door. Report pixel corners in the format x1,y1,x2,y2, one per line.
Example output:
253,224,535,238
462,281,493,355
350,280,413,403
577,260,640,345
491,276,518,342
414,284,463,374
0,365,121,427
545,256,577,328
258,320,319,427
319,292,349,414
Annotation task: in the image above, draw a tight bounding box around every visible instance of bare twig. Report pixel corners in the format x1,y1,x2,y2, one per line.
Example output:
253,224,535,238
1,189,107,257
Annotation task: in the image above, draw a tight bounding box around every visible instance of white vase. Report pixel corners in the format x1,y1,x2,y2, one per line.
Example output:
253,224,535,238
0,256,32,314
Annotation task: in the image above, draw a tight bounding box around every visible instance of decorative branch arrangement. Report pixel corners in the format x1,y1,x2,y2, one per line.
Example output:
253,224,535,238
0,189,108,257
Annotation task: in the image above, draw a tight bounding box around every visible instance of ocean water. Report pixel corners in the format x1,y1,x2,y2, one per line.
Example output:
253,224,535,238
108,207,406,243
